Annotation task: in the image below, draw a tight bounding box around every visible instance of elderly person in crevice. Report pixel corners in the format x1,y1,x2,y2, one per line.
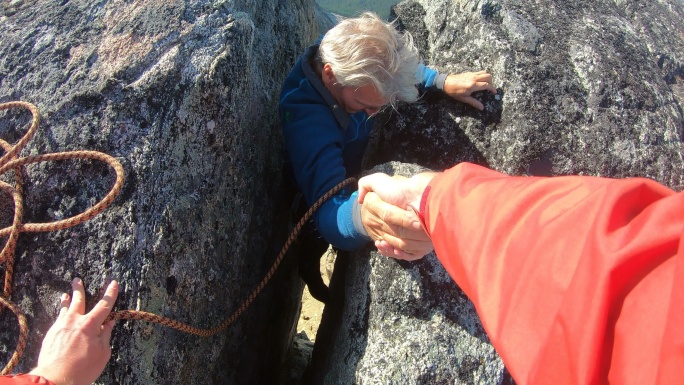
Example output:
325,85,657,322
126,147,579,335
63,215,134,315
279,12,496,302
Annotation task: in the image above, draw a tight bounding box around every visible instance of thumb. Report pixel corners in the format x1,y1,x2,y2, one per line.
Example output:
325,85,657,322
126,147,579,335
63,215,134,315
358,173,389,203
357,184,369,204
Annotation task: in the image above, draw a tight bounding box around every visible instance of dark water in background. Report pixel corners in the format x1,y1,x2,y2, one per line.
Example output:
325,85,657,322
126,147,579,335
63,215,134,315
315,0,398,20
317,0,684,19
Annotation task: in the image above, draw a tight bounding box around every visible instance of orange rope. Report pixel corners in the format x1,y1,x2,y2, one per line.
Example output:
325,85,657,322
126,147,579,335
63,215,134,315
103,176,353,335
0,101,355,372
0,101,125,374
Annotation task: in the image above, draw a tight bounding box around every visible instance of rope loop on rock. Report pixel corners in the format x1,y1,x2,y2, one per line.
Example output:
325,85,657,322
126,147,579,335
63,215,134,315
0,101,125,375
0,101,356,373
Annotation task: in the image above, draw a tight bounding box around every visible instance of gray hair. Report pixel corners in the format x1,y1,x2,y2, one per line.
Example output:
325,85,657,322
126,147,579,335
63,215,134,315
319,12,422,107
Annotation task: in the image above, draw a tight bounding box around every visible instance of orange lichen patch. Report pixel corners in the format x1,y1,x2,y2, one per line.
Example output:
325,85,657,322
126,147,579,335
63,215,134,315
96,0,184,78
97,32,154,77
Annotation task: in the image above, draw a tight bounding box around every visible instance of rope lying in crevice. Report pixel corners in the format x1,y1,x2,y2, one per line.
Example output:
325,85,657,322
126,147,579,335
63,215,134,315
103,176,353,335
0,101,355,373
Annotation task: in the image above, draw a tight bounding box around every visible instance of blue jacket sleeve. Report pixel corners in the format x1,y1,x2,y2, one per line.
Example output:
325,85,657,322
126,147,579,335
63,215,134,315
418,64,447,90
314,191,369,250
280,94,370,250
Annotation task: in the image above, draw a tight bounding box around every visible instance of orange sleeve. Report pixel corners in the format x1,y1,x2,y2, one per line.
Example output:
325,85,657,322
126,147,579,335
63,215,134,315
0,374,55,385
422,162,684,385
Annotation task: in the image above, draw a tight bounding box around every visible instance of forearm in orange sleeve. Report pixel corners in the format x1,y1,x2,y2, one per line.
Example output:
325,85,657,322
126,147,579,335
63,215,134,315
422,162,684,385
0,374,55,385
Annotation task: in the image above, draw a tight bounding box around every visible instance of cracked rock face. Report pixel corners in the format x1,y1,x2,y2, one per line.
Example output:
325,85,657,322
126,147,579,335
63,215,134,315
1,0,682,383
309,0,683,384
0,1,329,383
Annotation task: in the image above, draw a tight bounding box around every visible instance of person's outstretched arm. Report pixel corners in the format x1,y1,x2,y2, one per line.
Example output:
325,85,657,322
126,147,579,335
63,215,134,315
426,163,683,384
418,65,497,110
360,162,684,384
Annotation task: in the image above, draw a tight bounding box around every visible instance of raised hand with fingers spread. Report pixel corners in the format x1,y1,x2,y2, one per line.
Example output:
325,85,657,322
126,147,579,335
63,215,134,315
27,278,119,385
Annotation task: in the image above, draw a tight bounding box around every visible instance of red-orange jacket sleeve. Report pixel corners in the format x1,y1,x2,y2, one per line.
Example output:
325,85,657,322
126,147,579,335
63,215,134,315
0,374,55,385
422,162,684,385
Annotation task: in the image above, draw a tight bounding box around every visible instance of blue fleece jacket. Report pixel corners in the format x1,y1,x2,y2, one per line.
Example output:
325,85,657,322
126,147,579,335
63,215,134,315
279,43,441,250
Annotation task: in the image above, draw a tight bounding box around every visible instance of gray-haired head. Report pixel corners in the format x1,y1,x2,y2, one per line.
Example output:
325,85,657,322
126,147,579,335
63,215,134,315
319,12,423,108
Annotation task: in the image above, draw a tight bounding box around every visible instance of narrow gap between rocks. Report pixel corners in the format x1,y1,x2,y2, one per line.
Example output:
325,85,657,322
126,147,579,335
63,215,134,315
296,246,336,341
283,247,337,385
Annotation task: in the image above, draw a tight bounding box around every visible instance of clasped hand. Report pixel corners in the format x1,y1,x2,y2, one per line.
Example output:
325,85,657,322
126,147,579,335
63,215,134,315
357,172,437,260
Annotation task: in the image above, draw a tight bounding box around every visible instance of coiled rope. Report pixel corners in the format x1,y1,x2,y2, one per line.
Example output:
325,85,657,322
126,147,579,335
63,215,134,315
0,101,355,373
0,101,125,374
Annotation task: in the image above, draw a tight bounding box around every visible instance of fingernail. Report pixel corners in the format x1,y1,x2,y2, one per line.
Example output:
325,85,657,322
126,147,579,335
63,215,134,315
72,277,81,285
